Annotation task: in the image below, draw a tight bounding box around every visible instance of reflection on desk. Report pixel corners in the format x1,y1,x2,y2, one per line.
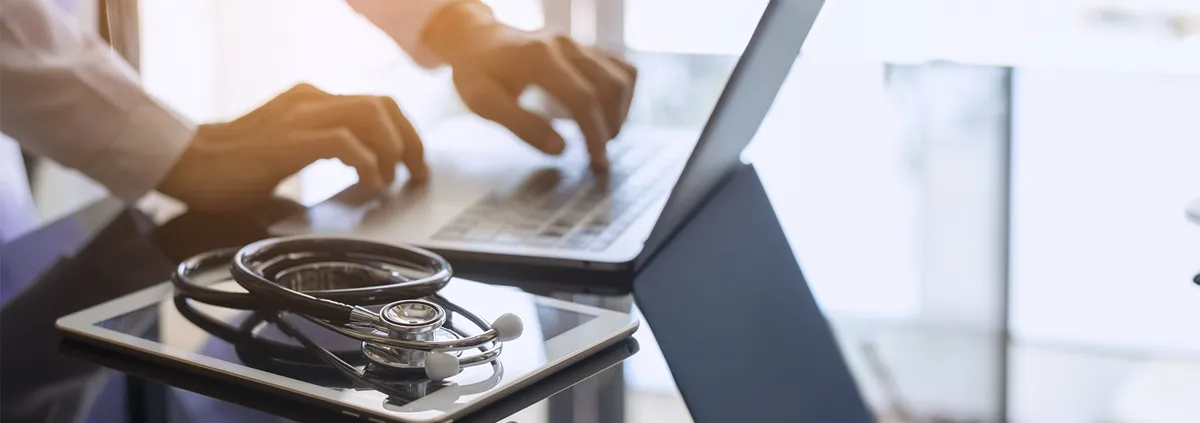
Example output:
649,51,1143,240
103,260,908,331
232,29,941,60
0,200,692,423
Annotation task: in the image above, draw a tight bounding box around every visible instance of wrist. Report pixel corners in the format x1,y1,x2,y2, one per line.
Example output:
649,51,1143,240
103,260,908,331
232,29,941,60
422,0,506,65
92,102,195,205
155,126,205,202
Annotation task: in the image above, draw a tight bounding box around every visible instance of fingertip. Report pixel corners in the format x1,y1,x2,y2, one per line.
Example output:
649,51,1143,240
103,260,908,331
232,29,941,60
362,171,386,193
409,161,431,182
591,155,610,172
543,133,566,155
382,163,397,185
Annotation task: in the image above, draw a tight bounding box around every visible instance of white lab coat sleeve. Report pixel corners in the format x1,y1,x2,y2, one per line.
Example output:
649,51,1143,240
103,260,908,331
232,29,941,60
0,0,195,204
346,0,487,69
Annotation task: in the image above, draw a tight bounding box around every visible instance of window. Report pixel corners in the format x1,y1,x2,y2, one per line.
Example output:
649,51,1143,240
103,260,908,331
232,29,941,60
618,0,932,319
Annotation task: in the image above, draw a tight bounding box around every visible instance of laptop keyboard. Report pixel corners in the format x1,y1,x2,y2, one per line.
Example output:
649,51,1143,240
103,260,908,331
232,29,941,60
431,140,690,251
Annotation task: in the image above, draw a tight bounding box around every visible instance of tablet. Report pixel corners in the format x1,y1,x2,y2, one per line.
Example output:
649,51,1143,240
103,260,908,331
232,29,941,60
56,278,639,423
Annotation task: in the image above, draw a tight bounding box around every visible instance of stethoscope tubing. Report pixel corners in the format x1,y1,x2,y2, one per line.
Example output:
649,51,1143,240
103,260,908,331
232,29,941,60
172,236,453,322
173,294,364,365
300,295,501,353
176,293,504,401
170,235,508,382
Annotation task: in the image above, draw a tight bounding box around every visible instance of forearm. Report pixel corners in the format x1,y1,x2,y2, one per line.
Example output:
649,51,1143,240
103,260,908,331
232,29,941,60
0,0,194,204
346,0,501,68
421,0,512,66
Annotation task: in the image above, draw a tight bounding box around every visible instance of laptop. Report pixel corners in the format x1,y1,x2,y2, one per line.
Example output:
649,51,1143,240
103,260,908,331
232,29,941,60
270,0,826,284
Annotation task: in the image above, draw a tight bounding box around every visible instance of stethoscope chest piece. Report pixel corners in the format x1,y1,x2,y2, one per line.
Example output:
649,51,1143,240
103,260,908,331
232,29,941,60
365,300,468,380
380,300,446,337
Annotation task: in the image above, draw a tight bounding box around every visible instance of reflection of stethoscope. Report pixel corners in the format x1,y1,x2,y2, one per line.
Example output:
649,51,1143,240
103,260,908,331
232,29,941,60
173,296,505,409
171,236,523,381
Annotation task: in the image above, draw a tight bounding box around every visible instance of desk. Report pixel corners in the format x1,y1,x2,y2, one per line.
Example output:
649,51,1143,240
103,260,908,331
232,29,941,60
0,169,1019,423
1,197,698,423
1,52,1019,423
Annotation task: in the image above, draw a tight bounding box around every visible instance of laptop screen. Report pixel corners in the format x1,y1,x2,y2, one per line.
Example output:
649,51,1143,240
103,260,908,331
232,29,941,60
636,0,826,267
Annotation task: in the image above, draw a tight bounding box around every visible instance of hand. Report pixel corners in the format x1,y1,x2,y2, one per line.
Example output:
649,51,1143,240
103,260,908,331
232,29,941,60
425,4,637,171
157,84,427,213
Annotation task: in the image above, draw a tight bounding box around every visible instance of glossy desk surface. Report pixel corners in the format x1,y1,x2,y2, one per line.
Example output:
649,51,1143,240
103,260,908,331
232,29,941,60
0,198,691,423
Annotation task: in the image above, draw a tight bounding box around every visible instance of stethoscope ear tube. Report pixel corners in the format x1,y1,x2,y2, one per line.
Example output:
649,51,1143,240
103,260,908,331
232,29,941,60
171,245,348,320
172,294,363,366
172,247,260,310
229,260,357,322
172,236,454,322
230,236,453,323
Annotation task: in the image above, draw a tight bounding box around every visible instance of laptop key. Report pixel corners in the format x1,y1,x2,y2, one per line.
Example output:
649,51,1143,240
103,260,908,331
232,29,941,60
431,139,688,250
508,222,542,234
462,222,503,241
539,225,570,238
527,234,562,247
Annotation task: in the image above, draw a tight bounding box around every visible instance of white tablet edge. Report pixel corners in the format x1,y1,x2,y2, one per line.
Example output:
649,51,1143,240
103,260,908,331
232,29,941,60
56,279,639,423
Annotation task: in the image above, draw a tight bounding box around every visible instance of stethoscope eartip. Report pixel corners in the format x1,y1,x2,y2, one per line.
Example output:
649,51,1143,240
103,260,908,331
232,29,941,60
425,352,461,381
492,313,524,343
1193,273,1200,286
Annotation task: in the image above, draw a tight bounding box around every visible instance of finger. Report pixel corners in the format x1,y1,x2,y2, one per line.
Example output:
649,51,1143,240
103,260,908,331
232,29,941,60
599,50,638,133
601,50,638,82
456,73,565,155
557,39,632,138
377,96,429,181
283,95,404,184
271,128,386,191
525,39,612,171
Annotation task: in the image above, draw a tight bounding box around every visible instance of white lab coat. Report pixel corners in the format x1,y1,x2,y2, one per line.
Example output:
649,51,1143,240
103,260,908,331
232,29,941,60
0,0,452,245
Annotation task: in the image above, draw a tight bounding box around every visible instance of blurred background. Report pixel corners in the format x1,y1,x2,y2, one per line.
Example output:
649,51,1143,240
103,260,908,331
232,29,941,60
23,0,1200,422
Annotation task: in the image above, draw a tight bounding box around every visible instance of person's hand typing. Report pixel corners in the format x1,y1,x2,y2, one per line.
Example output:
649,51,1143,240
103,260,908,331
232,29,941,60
157,84,427,213
424,2,637,172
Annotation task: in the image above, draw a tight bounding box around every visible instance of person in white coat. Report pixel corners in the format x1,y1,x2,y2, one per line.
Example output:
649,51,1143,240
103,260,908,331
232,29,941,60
0,0,637,244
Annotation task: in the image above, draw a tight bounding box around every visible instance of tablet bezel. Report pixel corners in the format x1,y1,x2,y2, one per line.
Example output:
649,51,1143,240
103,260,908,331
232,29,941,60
56,278,639,423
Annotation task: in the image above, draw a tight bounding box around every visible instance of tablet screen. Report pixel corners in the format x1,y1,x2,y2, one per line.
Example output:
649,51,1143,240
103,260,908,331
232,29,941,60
89,279,604,421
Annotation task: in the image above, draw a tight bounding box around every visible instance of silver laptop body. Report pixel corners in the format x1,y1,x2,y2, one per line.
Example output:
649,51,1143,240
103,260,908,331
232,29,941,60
271,0,825,272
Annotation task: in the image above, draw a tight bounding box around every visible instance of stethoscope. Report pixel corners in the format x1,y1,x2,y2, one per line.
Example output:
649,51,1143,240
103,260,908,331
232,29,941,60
171,235,524,381
173,295,505,409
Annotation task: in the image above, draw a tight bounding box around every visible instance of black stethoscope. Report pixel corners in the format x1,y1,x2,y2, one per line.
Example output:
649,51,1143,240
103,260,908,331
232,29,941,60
173,295,505,409
171,235,523,381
